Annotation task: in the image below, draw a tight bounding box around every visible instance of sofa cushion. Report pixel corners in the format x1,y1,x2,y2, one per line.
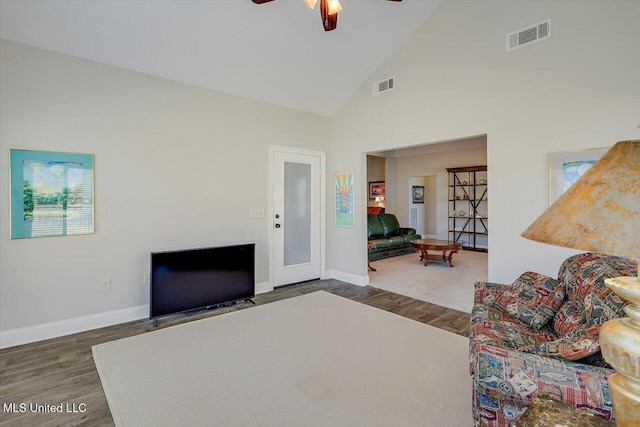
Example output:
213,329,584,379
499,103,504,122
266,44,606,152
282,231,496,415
470,306,558,352
528,324,604,360
590,284,629,324
557,253,636,321
492,272,566,330
387,236,406,246
371,238,392,248
378,214,400,236
367,214,384,238
552,302,587,337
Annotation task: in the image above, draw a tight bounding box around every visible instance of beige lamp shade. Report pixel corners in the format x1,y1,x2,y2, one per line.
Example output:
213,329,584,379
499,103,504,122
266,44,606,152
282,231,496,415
521,140,640,261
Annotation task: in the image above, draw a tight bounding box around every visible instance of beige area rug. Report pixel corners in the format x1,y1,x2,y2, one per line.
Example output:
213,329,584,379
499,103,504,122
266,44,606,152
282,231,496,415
93,291,472,427
369,250,488,313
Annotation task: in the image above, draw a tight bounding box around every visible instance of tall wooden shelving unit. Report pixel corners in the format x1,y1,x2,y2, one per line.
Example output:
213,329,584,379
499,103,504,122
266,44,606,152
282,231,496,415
447,166,488,252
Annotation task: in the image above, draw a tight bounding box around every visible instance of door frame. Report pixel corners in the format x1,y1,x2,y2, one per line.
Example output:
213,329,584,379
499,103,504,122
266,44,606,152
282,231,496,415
268,145,326,290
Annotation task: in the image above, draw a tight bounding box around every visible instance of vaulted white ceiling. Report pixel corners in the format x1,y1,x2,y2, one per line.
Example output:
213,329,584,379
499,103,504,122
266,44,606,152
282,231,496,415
0,0,443,117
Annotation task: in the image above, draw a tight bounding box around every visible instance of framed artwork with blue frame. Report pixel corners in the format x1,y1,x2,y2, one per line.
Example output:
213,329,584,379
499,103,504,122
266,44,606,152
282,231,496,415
548,146,609,205
10,149,95,239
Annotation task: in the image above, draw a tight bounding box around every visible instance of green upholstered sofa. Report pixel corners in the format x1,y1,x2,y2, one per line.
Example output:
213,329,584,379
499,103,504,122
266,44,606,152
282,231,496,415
367,213,421,261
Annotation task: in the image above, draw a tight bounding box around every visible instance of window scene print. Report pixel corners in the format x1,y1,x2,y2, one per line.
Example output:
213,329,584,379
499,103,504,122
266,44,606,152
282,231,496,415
11,150,94,239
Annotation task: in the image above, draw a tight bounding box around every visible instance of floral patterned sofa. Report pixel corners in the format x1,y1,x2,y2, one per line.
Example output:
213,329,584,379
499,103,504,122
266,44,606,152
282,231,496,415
469,252,637,426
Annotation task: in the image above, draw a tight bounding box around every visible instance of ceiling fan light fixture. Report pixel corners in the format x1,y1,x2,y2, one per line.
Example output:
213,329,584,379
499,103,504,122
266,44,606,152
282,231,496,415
254,0,402,31
326,0,343,15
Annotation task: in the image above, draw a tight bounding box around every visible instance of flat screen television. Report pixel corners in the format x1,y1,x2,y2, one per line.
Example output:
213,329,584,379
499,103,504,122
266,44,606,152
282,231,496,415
150,243,255,319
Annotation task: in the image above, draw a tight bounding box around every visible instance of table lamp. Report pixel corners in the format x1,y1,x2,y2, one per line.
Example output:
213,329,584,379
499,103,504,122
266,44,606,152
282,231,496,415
521,140,639,426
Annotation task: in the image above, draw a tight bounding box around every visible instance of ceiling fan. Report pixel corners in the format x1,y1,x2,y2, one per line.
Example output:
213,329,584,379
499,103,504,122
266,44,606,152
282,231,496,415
252,0,403,32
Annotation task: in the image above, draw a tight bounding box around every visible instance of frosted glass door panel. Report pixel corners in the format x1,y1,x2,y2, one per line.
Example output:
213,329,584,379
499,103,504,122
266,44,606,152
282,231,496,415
272,149,322,287
284,162,311,266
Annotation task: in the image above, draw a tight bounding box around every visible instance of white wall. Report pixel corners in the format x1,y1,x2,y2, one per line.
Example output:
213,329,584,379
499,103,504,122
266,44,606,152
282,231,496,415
0,41,329,338
327,0,640,284
366,155,385,208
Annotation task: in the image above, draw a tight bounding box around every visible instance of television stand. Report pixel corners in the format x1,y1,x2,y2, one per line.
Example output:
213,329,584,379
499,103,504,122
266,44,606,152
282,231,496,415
151,298,257,327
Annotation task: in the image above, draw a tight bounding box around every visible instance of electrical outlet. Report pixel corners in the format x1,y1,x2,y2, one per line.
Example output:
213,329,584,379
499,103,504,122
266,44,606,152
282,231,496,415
101,279,111,292
144,273,150,285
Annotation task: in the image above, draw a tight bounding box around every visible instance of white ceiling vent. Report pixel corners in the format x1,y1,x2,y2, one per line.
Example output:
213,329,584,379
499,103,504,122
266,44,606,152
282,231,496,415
373,77,395,95
506,19,551,52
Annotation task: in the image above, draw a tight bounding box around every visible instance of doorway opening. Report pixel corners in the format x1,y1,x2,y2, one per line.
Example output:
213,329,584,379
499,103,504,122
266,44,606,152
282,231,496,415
365,135,488,314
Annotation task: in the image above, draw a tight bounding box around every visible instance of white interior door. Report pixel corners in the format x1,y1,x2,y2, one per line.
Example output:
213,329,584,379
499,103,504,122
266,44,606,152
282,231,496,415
272,149,323,287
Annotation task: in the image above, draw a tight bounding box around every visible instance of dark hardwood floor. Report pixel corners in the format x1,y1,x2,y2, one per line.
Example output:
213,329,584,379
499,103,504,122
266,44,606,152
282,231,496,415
0,280,469,426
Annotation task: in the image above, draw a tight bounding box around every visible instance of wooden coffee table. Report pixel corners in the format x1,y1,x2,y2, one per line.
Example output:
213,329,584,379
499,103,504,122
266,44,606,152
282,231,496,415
411,239,462,267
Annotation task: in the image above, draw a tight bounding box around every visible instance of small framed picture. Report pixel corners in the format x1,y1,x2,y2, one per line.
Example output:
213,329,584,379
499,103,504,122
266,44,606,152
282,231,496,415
548,146,609,205
368,181,385,200
412,186,425,204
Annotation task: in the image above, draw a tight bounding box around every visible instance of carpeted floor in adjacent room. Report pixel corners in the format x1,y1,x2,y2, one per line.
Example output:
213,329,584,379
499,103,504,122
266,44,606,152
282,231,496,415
368,250,488,313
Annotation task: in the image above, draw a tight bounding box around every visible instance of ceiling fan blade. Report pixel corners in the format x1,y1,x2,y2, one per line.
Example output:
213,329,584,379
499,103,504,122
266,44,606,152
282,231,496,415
319,0,337,31
322,13,337,31
252,0,275,4
386,0,403,2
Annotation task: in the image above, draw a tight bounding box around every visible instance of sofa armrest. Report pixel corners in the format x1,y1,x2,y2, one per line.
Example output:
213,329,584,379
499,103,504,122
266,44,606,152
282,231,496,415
473,281,510,305
475,272,557,295
398,227,417,235
471,341,615,420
